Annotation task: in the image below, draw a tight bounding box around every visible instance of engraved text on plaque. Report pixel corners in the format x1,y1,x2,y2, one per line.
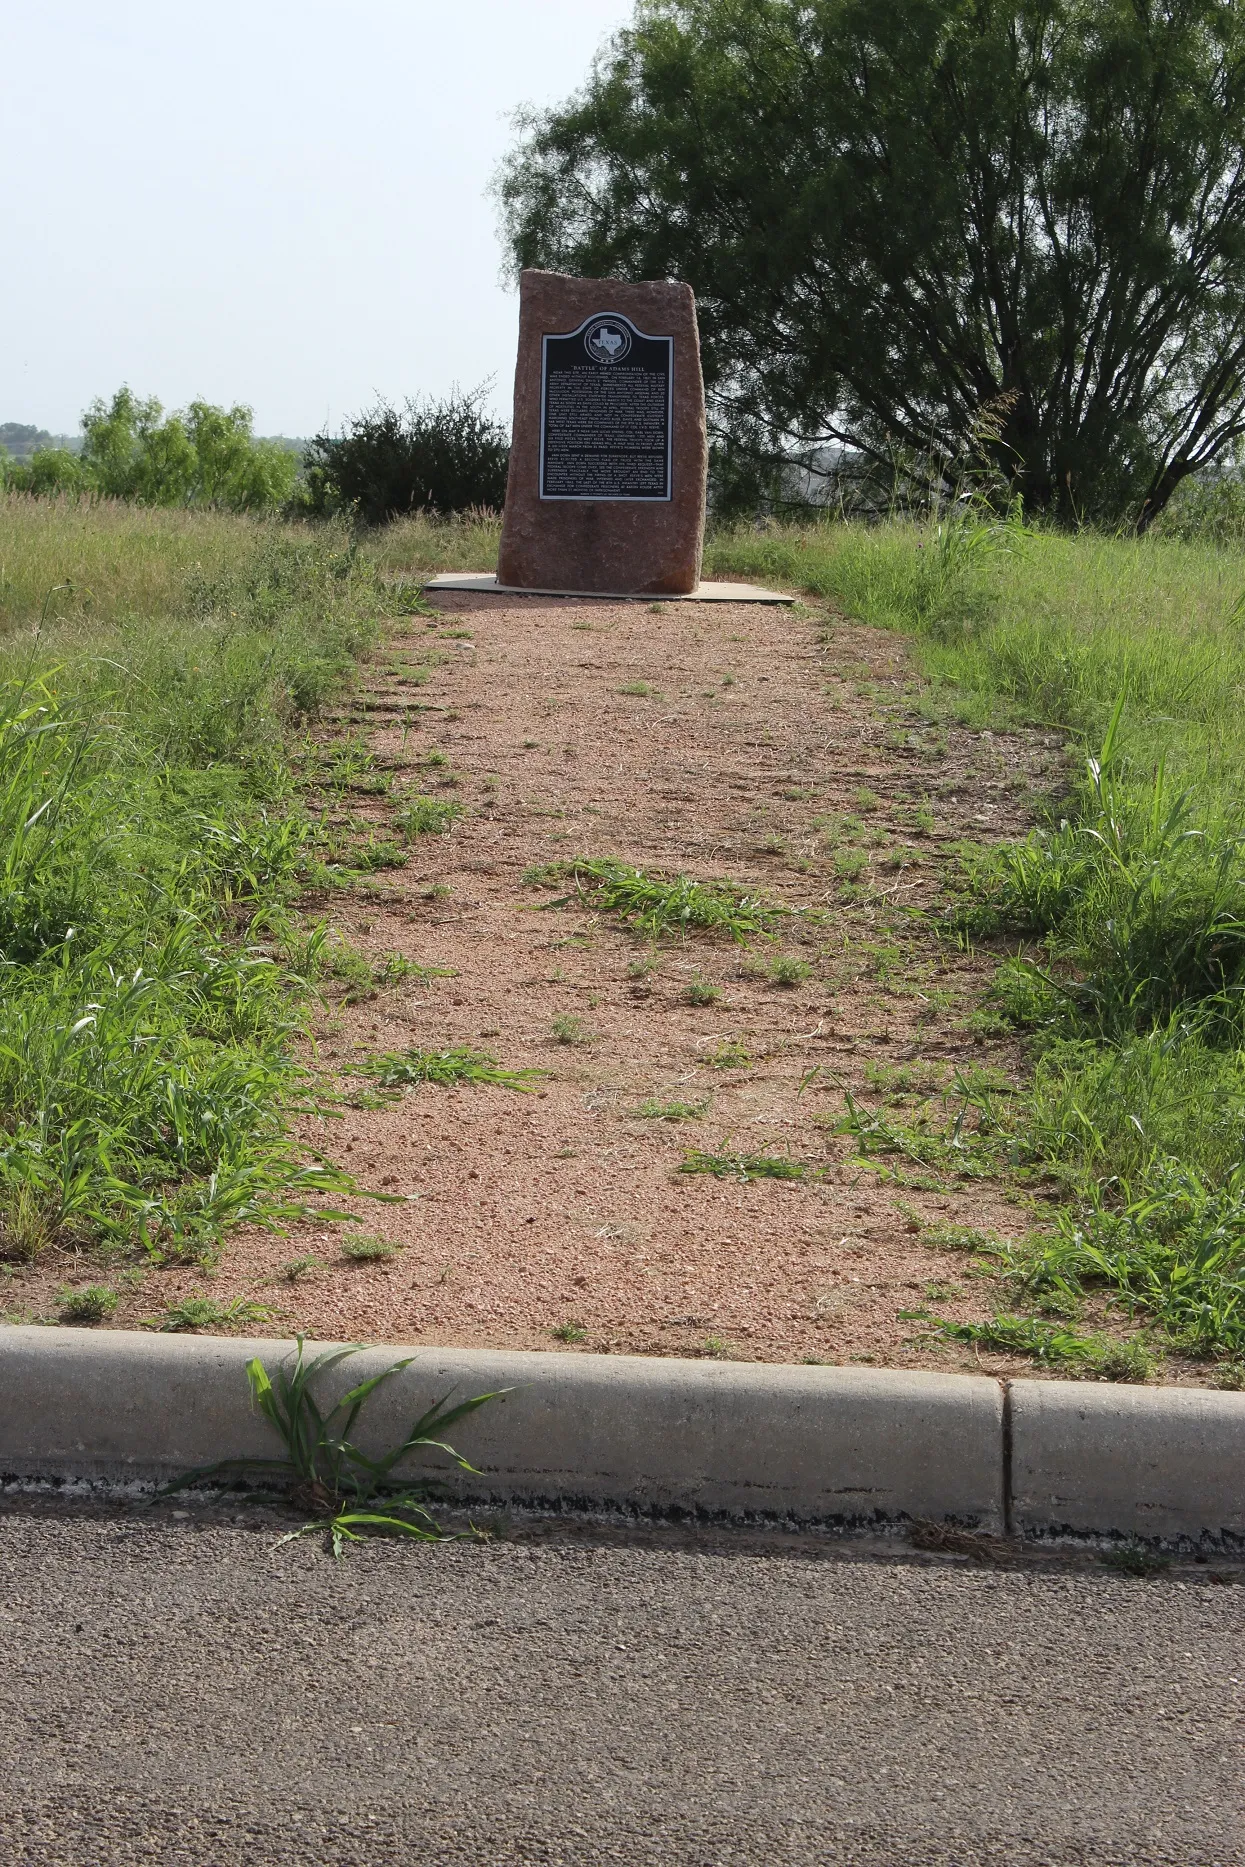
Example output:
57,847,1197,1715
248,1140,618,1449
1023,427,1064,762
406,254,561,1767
539,312,673,501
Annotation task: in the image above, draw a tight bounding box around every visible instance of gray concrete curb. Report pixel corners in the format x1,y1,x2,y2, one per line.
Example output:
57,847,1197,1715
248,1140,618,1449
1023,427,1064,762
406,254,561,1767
2,1327,1242,1545
1009,1379,1245,1544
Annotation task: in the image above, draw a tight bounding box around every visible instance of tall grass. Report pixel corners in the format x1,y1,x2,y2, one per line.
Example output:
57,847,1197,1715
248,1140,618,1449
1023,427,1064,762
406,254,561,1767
361,510,503,578
0,495,383,1266
707,518,1245,797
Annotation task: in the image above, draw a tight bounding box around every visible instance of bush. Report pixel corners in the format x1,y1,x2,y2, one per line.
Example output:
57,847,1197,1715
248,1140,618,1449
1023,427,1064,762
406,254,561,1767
300,387,509,525
2,448,86,497
1,389,299,513
81,389,299,511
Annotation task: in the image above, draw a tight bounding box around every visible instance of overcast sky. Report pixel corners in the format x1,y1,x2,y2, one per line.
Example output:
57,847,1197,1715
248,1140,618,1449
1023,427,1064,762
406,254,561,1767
1,0,633,437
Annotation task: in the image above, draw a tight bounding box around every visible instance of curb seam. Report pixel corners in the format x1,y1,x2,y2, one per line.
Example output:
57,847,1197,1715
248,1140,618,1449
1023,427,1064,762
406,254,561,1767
1000,1379,1014,1537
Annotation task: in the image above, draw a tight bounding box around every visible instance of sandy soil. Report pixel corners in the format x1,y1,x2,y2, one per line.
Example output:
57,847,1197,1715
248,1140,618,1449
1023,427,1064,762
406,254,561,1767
18,587,1157,1375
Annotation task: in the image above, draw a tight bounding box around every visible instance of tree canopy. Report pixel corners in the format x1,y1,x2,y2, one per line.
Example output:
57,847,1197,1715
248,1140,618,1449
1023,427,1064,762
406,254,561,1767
499,0,1245,526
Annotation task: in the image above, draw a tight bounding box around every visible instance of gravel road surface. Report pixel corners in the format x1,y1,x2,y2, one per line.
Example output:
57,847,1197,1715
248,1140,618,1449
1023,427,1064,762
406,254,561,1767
1,1504,1242,1865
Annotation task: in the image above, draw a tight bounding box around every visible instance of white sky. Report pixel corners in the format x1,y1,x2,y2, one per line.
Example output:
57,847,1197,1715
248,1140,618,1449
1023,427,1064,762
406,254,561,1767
1,0,634,437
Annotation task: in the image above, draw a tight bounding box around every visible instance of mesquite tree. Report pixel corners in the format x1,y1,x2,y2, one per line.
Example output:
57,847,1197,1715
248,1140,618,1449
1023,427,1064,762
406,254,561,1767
498,0,1245,527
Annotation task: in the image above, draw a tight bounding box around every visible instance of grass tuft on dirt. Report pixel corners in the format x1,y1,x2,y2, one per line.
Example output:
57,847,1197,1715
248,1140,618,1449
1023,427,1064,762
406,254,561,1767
526,856,778,943
360,1046,547,1094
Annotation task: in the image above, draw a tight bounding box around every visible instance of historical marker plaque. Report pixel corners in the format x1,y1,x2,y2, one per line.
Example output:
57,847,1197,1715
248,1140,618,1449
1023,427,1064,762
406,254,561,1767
498,270,707,595
539,313,673,502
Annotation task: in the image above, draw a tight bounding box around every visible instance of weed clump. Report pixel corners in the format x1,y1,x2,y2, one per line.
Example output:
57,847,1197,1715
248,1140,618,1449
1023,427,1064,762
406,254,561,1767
634,1095,711,1121
56,1285,119,1325
551,1320,587,1343
679,1150,808,1182
527,857,776,943
152,1295,277,1333
396,794,463,837
935,1313,1156,1380
341,1234,401,1263
550,1013,593,1046
361,1046,545,1094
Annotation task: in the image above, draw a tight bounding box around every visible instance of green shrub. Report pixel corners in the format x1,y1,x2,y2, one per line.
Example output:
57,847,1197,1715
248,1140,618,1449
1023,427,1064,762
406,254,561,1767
300,387,509,524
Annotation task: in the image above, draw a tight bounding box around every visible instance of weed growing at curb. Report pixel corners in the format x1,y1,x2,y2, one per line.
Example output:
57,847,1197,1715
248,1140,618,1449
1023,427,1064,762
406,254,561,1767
159,1337,505,1556
551,1320,587,1343
1100,1541,1172,1577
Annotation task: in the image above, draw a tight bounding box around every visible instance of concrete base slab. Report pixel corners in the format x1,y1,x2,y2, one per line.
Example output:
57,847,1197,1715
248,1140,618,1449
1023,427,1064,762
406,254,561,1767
422,572,796,605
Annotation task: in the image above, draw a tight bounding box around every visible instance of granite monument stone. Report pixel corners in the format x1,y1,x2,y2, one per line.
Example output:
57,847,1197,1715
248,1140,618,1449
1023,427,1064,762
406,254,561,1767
497,269,707,596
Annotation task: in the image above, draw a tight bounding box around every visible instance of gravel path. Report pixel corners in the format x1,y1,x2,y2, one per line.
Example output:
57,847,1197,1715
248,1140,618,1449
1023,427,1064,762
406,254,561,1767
2,1504,1242,1865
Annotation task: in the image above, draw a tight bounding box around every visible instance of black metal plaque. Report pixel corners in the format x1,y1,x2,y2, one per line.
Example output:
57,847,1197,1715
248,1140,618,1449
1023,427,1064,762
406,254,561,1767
539,312,673,500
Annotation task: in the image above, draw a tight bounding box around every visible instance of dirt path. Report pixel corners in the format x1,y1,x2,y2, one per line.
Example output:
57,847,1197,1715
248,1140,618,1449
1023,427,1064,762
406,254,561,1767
215,586,1060,1370
34,589,1072,1367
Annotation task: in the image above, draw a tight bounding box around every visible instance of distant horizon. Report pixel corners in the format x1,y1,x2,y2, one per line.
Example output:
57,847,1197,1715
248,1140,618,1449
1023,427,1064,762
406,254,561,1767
1,2,633,437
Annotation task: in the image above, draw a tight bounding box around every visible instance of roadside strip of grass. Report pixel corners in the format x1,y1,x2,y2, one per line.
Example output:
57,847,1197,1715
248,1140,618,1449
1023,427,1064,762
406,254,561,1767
0,494,392,1275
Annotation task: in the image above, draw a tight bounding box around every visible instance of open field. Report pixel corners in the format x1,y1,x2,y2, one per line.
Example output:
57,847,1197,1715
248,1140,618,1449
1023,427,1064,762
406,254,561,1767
4,496,1245,1381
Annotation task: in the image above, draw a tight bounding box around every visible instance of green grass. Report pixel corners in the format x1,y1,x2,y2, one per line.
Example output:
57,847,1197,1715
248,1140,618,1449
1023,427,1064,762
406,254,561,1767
527,856,776,943
0,497,389,1271
395,794,463,837
360,1045,546,1093
934,1313,1156,1381
713,512,1245,1368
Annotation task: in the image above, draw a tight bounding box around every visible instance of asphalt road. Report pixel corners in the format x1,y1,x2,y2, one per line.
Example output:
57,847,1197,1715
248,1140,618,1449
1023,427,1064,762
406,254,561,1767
1,1504,1242,1866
